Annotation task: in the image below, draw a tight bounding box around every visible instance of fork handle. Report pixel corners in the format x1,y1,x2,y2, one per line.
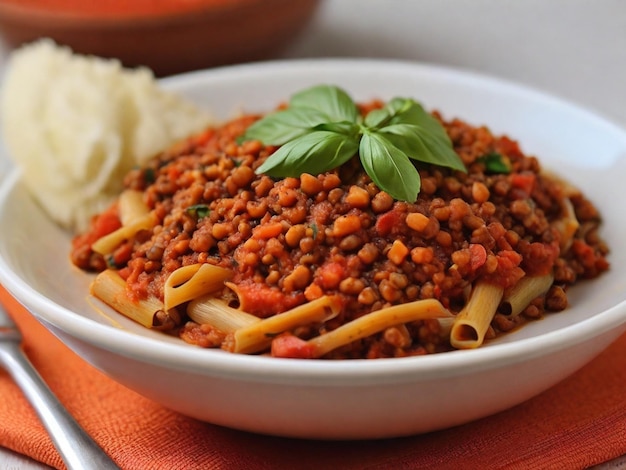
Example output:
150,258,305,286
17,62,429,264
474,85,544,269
0,342,119,470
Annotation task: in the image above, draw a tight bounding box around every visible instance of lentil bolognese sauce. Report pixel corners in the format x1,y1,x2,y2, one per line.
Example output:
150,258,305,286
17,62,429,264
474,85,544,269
70,85,609,359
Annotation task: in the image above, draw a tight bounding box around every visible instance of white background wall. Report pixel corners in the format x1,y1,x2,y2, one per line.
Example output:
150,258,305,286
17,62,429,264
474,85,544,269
286,0,626,127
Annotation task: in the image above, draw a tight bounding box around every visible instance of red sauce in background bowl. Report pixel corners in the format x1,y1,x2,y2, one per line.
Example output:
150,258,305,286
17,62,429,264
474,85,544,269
0,0,321,76
0,0,254,18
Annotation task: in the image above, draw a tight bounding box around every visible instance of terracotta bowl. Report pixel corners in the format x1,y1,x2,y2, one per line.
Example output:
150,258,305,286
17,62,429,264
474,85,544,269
0,0,321,76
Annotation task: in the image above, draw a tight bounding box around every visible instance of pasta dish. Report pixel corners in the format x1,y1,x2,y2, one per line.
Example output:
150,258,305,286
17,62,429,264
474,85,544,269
70,85,609,359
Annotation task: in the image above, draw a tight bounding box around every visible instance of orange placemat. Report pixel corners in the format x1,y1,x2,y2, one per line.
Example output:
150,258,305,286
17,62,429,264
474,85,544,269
0,285,624,470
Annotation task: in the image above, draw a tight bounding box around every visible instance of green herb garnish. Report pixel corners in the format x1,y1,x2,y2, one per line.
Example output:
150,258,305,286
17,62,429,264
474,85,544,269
310,222,319,240
186,204,210,219
242,84,466,202
478,152,511,174
142,167,156,184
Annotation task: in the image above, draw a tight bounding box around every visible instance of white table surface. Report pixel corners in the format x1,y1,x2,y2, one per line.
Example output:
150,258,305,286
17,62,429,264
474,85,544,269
0,0,625,468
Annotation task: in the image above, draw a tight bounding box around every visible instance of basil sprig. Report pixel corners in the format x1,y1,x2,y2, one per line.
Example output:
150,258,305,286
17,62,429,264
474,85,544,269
243,85,466,202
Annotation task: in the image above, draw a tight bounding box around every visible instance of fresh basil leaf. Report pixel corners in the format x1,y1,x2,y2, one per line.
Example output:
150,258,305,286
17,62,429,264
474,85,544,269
377,123,429,156
479,152,511,174
363,108,391,128
364,98,426,130
290,85,359,123
186,204,210,219
243,107,329,145
256,131,359,177
247,85,467,203
359,132,421,202
313,121,360,136
386,98,425,124
387,99,450,141
386,97,415,116
379,123,466,172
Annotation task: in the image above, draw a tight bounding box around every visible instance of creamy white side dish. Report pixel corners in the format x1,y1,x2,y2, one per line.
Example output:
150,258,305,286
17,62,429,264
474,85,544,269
0,39,212,231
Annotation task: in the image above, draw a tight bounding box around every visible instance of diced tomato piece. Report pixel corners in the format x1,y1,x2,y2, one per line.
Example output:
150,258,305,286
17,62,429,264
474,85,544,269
167,166,181,181
70,205,121,267
271,333,316,359
93,210,122,238
234,282,304,318
510,172,536,197
252,222,284,240
111,241,134,267
315,261,346,289
469,244,487,271
375,210,402,236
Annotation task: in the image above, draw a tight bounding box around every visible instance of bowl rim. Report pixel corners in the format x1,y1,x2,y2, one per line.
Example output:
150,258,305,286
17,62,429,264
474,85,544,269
1,57,626,386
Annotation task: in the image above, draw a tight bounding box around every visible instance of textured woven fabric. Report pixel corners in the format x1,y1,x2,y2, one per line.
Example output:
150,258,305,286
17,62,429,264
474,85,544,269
0,286,624,470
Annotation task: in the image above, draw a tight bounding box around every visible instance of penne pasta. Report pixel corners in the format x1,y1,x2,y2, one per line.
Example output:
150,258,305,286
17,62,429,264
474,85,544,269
91,212,158,255
554,198,579,252
450,282,504,349
231,296,342,354
164,263,233,311
225,281,263,315
118,189,150,226
92,189,156,255
437,317,456,338
188,296,260,333
307,298,453,358
541,171,580,251
502,273,554,317
90,269,179,330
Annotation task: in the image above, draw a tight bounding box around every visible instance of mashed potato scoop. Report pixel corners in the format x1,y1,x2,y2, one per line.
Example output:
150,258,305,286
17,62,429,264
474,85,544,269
0,39,212,232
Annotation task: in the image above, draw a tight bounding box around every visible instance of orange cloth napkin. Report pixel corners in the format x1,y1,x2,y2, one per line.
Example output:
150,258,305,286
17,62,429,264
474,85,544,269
0,286,624,470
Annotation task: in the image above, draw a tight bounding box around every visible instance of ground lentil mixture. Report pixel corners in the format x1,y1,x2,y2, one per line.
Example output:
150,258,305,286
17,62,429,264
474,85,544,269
71,104,610,359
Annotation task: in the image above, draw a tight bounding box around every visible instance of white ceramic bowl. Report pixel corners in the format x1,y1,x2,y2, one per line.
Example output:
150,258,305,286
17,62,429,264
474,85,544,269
1,59,625,439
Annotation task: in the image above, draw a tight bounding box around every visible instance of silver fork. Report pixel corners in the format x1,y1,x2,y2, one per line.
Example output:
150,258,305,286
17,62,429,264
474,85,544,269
0,297,119,469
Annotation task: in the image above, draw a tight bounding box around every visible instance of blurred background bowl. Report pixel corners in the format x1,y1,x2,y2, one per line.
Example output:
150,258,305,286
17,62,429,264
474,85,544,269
0,0,321,76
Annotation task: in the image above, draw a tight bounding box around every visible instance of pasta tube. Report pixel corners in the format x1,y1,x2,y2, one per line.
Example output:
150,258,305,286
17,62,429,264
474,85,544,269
90,269,179,330
231,296,342,354
554,198,579,251
188,296,260,333
541,171,580,251
164,263,233,311
92,189,157,255
307,298,453,358
502,273,554,317
118,189,150,226
450,282,504,349
91,212,157,255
